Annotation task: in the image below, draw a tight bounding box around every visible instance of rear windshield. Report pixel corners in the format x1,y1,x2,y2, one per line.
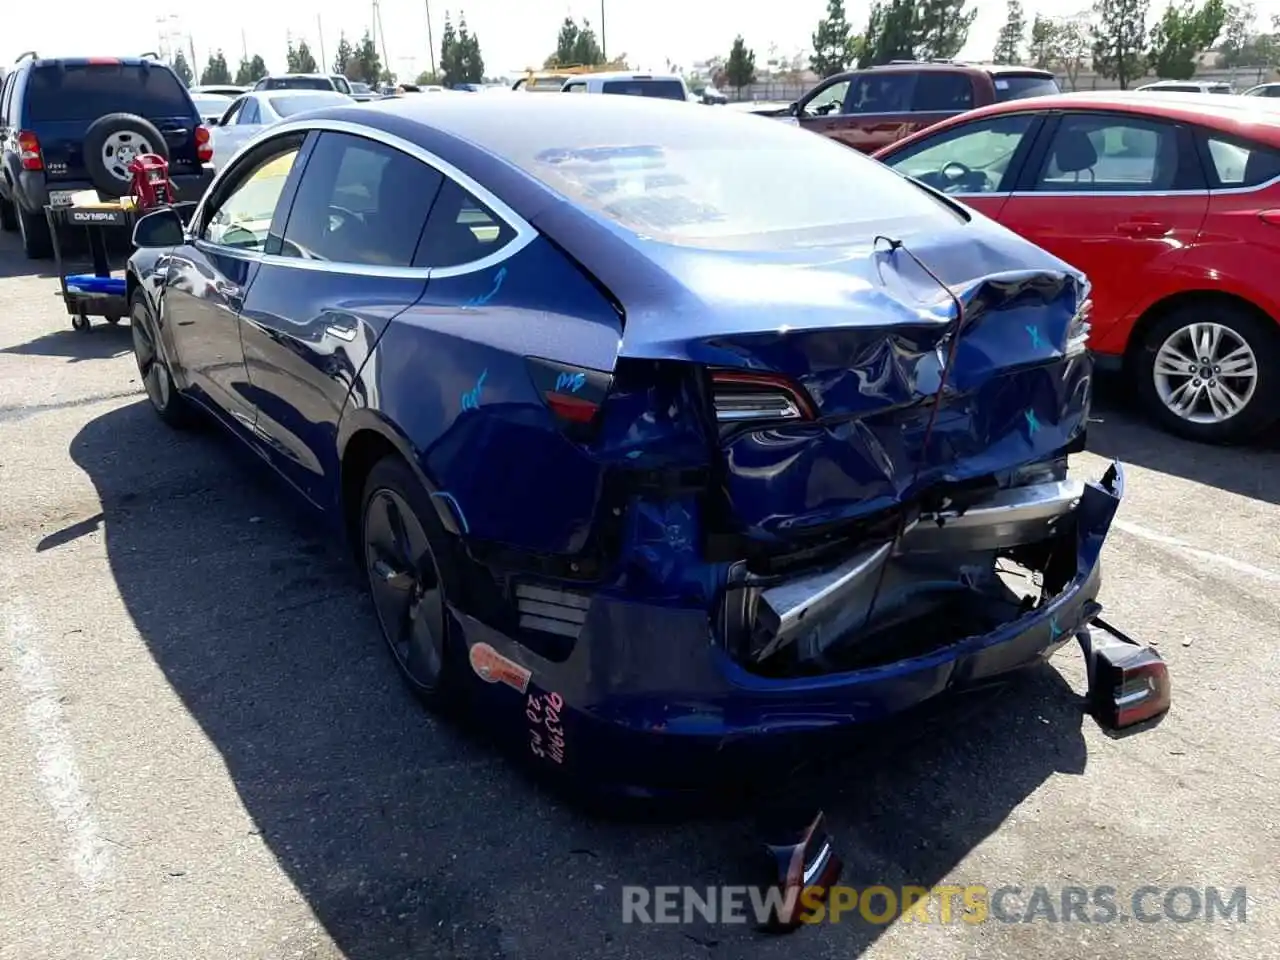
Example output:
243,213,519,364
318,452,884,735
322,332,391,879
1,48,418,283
525,77,568,91
601,79,686,100
260,76,333,91
269,93,349,116
993,75,1060,102
497,103,965,250
25,63,191,121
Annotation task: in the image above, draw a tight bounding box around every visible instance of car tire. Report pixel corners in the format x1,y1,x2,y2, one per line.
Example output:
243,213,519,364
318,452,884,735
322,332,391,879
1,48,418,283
16,204,52,259
1133,300,1280,444
130,294,193,428
360,455,460,709
0,196,16,232
83,113,169,198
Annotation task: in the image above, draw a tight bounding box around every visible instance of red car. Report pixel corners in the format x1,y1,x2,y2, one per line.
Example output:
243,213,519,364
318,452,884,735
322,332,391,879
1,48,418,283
873,91,1280,444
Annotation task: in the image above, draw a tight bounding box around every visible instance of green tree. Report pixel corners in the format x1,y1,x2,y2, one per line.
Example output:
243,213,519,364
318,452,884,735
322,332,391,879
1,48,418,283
1055,20,1092,89
1148,0,1227,78
571,19,604,66
440,14,461,86
993,0,1027,63
171,49,194,86
352,31,383,85
287,39,318,73
1029,13,1060,68
415,70,439,84
332,33,354,76
551,17,579,66
725,35,757,96
234,54,267,85
1092,0,1150,88
860,0,919,66
811,0,857,77
200,50,232,86
1218,2,1262,66
456,13,486,83
915,0,978,59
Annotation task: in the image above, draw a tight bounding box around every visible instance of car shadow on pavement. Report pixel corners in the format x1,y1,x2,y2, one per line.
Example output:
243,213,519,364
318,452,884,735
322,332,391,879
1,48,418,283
65,400,1091,960
1088,379,1280,506
0,323,133,361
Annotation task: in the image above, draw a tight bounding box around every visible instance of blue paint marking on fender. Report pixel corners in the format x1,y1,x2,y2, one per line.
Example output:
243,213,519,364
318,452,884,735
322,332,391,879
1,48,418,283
1025,324,1042,350
430,491,470,534
463,267,508,307
555,371,587,393
1024,409,1041,437
461,369,488,411
1049,615,1063,641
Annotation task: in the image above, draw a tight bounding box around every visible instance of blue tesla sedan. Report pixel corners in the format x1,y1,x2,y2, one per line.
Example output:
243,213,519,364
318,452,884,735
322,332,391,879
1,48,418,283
125,94,1158,791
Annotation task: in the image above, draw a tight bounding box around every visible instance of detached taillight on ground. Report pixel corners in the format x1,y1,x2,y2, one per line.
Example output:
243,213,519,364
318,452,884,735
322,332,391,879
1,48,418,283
1081,618,1172,730
757,809,843,933
195,125,213,164
17,131,43,171
709,369,816,423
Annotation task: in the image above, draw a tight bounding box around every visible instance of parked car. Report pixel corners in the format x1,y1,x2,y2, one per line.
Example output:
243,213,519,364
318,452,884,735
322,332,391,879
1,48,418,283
0,53,213,258
191,83,248,98
191,92,234,126
122,94,1161,793
1242,82,1280,98
252,73,352,94
699,85,729,105
1136,79,1233,94
560,71,690,101
873,90,1280,443
207,89,353,168
764,61,1060,152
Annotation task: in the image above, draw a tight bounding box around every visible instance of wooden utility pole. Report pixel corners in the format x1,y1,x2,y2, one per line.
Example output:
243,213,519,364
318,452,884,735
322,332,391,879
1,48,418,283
318,15,327,73
425,0,437,77
600,0,607,61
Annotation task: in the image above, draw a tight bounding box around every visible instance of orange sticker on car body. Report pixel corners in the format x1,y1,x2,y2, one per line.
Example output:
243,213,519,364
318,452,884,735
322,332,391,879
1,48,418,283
468,642,532,693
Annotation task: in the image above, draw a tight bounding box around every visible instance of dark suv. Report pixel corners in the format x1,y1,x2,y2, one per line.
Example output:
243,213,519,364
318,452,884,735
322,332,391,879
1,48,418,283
0,54,214,258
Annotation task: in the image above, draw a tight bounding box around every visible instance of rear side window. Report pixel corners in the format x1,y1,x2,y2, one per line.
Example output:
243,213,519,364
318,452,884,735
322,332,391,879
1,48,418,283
414,179,516,268
1204,135,1280,187
993,75,1060,101
24,63,191,121
911,72,975,112
1036,114,1182,191
280,132,443,266
601,80,686,101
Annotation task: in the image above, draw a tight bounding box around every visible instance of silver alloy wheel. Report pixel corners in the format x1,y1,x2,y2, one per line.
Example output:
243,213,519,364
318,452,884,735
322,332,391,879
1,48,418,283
131,310,171,411
1152,321,1258,424
102,130,154,183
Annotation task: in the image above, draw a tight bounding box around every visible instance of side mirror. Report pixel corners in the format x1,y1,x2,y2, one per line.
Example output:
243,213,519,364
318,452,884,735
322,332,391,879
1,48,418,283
132,206,186,248
788,101,800,117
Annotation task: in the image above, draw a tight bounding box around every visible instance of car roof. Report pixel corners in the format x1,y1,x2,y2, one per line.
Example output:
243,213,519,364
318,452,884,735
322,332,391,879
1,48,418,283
578,72,683,82
879,89,1280,153
862,61,1054,79
25,56,170,69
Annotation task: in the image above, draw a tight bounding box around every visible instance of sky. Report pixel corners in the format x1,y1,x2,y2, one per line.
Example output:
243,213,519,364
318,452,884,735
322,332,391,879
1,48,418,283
5,0,1280,81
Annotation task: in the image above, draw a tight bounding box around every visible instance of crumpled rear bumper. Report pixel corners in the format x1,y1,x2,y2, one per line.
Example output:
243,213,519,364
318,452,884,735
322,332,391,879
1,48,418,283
457,463,1126,788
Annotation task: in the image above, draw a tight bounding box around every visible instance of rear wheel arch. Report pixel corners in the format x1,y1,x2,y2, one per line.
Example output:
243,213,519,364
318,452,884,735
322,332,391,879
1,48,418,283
1122,289,1279,370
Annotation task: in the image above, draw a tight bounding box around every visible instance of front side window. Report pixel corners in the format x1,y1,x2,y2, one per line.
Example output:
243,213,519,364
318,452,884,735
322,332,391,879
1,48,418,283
202,144,302,250
239,100,261,124
563,82,587,94
1035,114,1181,191
802,79,849,117
218,98,245,126
845,73,916,114
886,113,1036,194
279,132,443,266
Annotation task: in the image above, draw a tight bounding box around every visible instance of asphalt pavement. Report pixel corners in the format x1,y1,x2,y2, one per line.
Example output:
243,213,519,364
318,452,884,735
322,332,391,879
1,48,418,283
1,229,1278,960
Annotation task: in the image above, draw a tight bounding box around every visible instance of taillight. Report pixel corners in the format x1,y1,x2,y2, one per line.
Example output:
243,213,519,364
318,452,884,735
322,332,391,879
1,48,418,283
17,131,43,171
709,369,816,423
525,357,612,439
195,125,213,163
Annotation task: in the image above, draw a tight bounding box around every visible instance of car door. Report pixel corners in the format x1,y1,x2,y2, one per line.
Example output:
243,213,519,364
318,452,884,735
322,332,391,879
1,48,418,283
998,111,1210,349
161,132,308,434
877,111,1044,220
235,129,443,508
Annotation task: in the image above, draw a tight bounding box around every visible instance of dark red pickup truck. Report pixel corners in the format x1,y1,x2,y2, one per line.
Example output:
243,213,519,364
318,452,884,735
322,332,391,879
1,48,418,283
765,61,1060,153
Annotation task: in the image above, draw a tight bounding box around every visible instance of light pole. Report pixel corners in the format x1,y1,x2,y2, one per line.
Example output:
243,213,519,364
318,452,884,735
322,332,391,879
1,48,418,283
600,0,607,62
425,0,437,78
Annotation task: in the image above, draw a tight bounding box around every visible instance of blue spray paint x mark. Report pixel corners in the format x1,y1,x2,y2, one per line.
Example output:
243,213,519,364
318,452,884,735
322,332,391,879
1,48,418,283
555,371,586,394
1025,324,1043,350
463,266,508,307
430,491,470,534
461,368,487,411
1049,615,1063,641
1024,409,1041,437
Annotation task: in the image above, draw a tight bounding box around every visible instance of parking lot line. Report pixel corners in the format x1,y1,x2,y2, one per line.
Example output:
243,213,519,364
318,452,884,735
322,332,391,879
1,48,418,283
1112,518,1280,585
3,597,112,888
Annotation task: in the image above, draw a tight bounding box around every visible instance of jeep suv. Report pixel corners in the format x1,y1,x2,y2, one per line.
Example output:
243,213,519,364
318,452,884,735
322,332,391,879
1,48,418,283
0,54,214,258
